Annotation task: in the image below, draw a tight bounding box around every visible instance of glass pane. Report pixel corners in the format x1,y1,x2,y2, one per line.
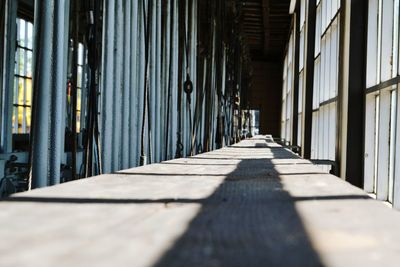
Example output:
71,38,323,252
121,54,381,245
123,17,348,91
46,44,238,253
26,107,32,133
27,22,33,50
26,78,32,106
18,49,25,75
26,51,33,77
18,78,25,105
12,107,18,133
13,77,18,103
17,106,24,133
19,19,26,47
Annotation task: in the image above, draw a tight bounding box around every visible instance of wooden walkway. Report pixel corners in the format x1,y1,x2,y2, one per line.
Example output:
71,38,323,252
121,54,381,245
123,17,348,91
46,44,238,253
1,137,400,267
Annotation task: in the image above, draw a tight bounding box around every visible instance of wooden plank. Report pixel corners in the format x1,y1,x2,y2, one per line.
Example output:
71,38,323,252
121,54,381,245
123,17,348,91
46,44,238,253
1,137,400,267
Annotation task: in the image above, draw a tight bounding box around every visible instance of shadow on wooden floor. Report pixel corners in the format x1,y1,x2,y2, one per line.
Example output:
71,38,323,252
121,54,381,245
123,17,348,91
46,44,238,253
152,149,324,267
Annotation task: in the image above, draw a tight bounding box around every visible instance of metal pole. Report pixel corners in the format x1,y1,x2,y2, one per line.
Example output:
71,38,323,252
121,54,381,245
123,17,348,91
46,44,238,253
31,0,56,188
129,0,140,167
100,0,116,174
122,0,131,170
0,0,16,154
112,0,123,172
49,0,70,185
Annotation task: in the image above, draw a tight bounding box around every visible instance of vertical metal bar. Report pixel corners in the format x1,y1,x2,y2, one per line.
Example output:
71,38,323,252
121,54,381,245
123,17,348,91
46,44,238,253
302,0,316,159
31,0,56,188
49,0,70,185
129,0,139,167
342,0,368,187
154,0,162,163
1,0,17,153
100,0,115,174
112,0,123,171
291,3,300,147
60,0,70,168
171,0,178,158
150,0,157,163
160,0,168,161
80,46,88,131
122,0,131,170
175,0,185,158
136,0,145,166
164,0,173,160
0,0,4,144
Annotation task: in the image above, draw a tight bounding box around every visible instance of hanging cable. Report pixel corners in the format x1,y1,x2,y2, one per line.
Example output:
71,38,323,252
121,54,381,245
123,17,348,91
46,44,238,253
175,0,185,159
140,0,153,166
183,0,194,156
165,0,174,160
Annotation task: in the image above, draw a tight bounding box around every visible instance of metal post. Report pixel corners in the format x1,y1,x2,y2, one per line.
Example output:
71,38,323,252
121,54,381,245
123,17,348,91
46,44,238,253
0,0,5,151
49,0,70,185
59,0,70,169
122,0,131,170
112,0,123,172
154,0,162,163
129,0,140,167
31,0,56,188
101,0,116,174
291,2,300,147
0,0,17,154
302,0,316,159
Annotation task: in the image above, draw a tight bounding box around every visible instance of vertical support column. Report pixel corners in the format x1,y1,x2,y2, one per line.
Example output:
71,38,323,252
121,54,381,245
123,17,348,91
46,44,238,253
122,0,132,170
101,0,115,174
0,0,5,151
0,0,17,153
291,2,300,146
49,0,70,185
112,0,123,171
129,0,140,167
31,0,68,188
60,0,70,167
302,0,316,159
338,0,368,187
154,0,162,163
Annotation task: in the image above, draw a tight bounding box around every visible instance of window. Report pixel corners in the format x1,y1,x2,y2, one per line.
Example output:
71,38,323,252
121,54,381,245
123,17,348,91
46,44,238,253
281,31,295,144
365,0,400,206
297,0,307,148
311,0,340,168
12,18,33,134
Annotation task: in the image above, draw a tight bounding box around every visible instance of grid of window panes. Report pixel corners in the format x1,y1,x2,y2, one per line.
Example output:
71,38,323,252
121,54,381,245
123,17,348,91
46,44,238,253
298,0,307,146
281,31,295,143
364,0,399,206
13,18,33,134
311,0,340,166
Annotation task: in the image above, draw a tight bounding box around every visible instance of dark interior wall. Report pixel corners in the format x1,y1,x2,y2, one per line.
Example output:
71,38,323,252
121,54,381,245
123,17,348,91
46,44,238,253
243,61,282,137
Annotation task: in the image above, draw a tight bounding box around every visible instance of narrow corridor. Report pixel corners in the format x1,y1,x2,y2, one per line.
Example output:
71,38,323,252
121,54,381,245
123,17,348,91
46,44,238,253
1,136,400,267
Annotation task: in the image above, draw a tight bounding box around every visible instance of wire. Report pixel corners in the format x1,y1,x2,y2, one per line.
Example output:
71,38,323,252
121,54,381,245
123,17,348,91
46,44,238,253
140,0,153,166
165,0,174,160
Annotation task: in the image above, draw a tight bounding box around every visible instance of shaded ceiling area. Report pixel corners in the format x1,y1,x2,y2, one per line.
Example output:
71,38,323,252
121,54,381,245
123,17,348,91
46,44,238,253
240,0,291,61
